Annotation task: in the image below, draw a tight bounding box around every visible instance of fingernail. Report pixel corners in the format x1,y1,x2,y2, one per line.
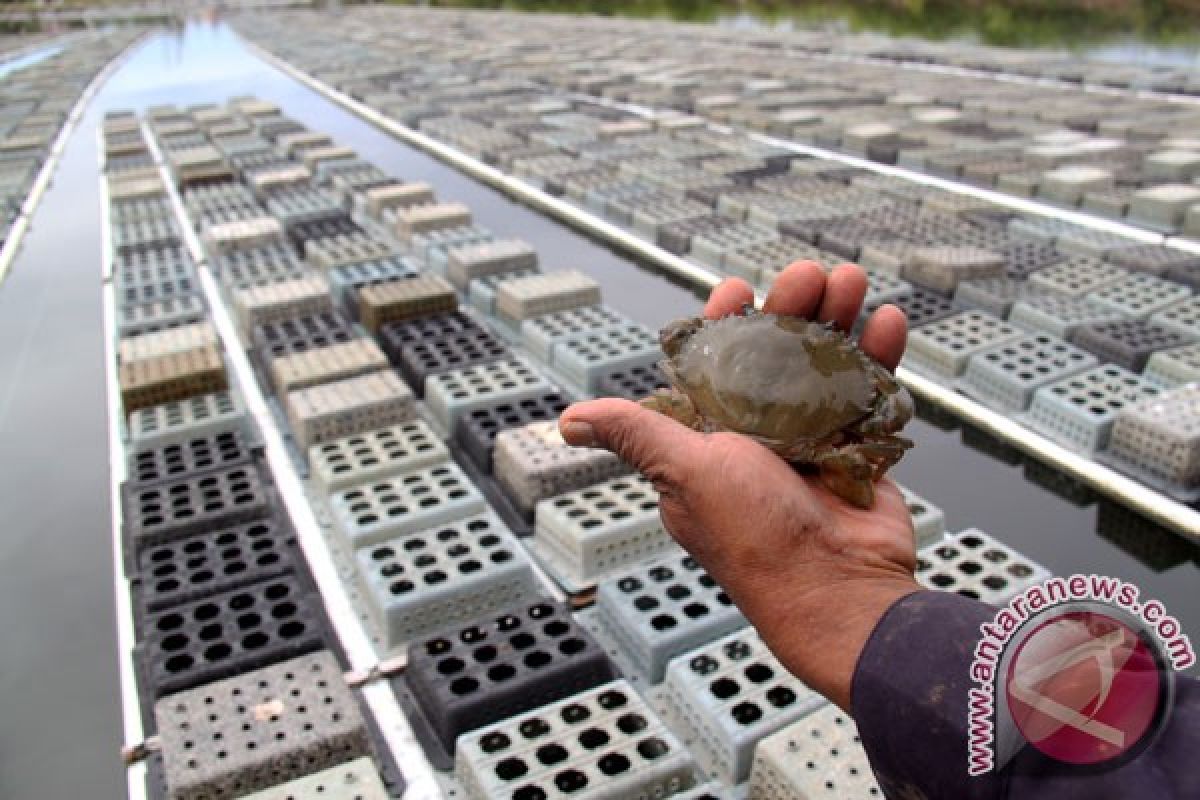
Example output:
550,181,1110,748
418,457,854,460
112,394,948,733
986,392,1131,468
561,420,596,447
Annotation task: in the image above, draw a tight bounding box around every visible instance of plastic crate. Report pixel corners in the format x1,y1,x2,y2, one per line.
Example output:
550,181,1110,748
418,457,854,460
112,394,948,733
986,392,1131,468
467,268,543,317
595,554,747,683
122,464,272,554
411,226,494,273
552,324,662,393
962,333,1098,411
903,245,1006,294
354,512,540,648
1008,294,1128,338
533,474,676,589
286,217,363,258
1107,244,1200,277
395,326,509,397
134,517,300,614
328,257,421,309
905,311,1023,380
425,358,557,435
455,680,696,800
447,238,539,289
378,311,482,361
1143,344,1200,387
521,305,630,363
1104,385,1200,500
1085,274,1193,321
331,461,487,549
309,420,448,493
126,429,253,487
128,390,252,452
1024,364,1164,454
1148,296,1200,342
356,274,458,334
748,705,881,800
270,339,389,395
154,651,368,800
233,275,333,338
1027,257,1128,297
594,363,669,402
394,202,472,241
363,182,434,219
898,485,946,548
1069,319,1191,373
455,392,573,473
663,628,825,785
405,601,619,757
215,244,306,291
118,296,209,338
916,529,1053,606
857,287,956,335
689,222,780,270
286,370,416,452
952,277,1033,318
304,233,398,274
724,237,823,284
138,576,326,698
253,310,357,366
1002,240,1064,279
239,757,388,800
493,421,631,516
495,270,602,323
204,217,286,257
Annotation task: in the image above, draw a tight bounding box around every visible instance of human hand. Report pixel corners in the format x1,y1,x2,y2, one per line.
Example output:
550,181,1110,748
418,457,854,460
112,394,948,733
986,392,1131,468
559,261,921,710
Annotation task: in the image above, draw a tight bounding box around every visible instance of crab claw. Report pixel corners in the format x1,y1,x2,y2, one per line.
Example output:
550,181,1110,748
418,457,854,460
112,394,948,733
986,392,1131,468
817,451,876,509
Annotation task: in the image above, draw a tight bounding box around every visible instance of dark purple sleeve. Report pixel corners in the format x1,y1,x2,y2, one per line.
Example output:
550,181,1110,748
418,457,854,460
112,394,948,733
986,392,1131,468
850,590,1200,799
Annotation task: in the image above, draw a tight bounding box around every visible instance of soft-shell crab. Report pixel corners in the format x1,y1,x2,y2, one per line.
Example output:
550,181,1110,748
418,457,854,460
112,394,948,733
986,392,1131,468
639,307,913,508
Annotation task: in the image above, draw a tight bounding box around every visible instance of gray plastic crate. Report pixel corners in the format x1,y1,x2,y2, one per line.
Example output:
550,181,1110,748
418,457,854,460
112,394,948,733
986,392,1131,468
1086,273,1193,320
663,627,825,786
1069,319,1191,373
1104,385,1200,500
1027,257,1128,297
533,474,676,589
355,512,541,649
118,296,209,337
331,461,487,549
595,554,747,683
689,222,780,270
309,419,449,493
903,245,1006,294
953,277,1033,318
455,680,697,800
493,421,631,516
1148,296,1200,341
127,390,252,452
425,358,557,435
724,238,823,284
1024,364,1163,454
447,238,539,289
521,305,630,363
154,651,369,800
962,333,1098,412
552,324,662,393
749,705,882,800
916,528,1052,606
239,757,388,800
905,311,1023,380
1008,294,1128,338
1143,344,1200,387
898,484,946,548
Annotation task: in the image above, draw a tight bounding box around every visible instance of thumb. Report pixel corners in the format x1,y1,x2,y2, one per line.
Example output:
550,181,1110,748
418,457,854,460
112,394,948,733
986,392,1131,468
559,397,704,488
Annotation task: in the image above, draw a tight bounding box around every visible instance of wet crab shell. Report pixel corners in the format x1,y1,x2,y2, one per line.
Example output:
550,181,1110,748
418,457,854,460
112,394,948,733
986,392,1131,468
660,312,895,445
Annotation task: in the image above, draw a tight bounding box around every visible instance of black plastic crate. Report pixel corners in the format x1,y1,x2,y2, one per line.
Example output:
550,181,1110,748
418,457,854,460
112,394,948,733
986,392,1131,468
594,363,669,401
1166,261,1200,291
252,310,358,367
136,577,326,699
134,517,303,616
286,217,362,257
397,327,510,396
454,391,573,472
378,311,484,363
401,600,619,766
121,464,273,556
1069,319,1191,373
126,429,255,488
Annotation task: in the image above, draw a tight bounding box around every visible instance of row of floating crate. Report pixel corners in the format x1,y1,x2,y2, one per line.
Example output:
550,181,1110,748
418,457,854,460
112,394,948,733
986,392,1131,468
104,95,1067,800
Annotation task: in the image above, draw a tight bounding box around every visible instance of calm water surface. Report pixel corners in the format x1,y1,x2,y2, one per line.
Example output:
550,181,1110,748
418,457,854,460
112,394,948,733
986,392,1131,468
0,21,1195,799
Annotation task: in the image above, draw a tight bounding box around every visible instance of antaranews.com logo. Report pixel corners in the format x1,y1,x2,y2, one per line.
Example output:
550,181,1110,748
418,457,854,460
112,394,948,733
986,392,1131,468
967,574,1194,775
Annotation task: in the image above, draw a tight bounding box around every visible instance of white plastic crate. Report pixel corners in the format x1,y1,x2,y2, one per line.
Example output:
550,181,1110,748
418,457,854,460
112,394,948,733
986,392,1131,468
493,420,630,515
962,333,1098,412
1085,273,1193,320
724,238,824,284
748,705,882,800
425,358,556,435
455,680,697,800
447,238,539,289
916,528,1053,606
354,511,540,649
394,202,472,241
118,320,218,365
270,338,389,394
364,181,435,218
521,305,630,363
203,216,284,256
663,628,826,785
286,370,416,452
533,474,677,588
1026,256,1128,297
306,233,397,272
309,419,448,493
690,223,780,270
331,460,487,549
1023,364,1163,454
1148,296,1200,341
496,270,603,323
905,311,1023,380
1104,385,1200,500
239,757,388,800
903,246,1006,294
1007,294,1127,338
233,274,333,338
1142,344,1200,387
127,390,251,451
897,484,946,548
595,554,747,683
468,268,543,317
552,325,662,393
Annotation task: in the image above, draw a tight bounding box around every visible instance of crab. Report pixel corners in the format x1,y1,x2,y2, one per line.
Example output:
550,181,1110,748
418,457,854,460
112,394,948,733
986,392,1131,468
639,306,914,508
